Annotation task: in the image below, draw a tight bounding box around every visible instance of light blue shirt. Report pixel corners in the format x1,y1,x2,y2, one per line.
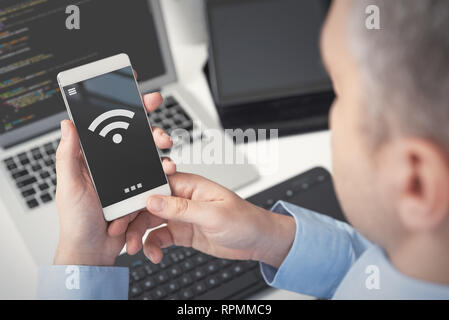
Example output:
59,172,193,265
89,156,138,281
36,201,449,300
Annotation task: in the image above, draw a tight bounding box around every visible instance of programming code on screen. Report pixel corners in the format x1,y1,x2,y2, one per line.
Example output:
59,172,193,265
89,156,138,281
0,0,165,134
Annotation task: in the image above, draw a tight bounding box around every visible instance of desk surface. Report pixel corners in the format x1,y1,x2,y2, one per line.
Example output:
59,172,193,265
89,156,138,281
0,1,332,299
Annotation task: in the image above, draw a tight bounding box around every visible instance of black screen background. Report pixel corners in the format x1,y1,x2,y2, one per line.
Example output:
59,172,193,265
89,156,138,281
64,66,166,208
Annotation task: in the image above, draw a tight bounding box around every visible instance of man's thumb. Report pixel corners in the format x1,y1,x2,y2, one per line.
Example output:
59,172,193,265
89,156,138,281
56,120,82,184
146,196,204,226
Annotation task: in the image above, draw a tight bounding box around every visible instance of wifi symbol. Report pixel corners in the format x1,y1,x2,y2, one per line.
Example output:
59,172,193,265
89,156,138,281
88,109,135,144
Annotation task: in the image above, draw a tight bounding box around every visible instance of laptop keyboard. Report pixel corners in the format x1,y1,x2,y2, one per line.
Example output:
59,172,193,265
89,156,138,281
2,96,195,210
3,140,59,209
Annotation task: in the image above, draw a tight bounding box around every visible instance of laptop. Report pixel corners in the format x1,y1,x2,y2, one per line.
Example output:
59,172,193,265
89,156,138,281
0,0,259,265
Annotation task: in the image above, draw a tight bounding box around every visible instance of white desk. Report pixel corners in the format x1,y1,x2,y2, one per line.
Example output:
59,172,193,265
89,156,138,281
0,1,332,299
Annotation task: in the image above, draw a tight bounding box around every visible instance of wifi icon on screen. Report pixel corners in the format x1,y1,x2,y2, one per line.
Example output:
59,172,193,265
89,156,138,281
88,109,135,144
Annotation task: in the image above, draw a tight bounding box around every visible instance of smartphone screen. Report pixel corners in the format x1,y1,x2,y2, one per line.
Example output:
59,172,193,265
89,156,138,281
62,66,167,208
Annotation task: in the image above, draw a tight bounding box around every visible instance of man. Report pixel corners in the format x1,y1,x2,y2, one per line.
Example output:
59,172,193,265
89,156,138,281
38,0,449,299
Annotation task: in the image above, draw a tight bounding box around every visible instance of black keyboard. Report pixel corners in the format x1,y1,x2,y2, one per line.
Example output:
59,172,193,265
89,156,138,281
2,96,196,210
115,167,345,300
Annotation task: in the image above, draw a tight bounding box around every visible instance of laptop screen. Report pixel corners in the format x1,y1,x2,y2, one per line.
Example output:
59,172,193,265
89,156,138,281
0,0,172,146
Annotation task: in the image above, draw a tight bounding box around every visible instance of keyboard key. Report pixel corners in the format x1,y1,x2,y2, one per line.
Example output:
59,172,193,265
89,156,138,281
179,288,193,299
51,178,57,186
164,97,177,108
12,169,29,180
40,171,50,179
156,271,169,283
17,177,37,188
219,269,232,282
184,248,195,257
20,158,30,166
32,152,43,161
165,281,179,293
32,164,42,172
192,282,206,295
194,254,208,265
130,284,142,297
168,265,182,277
6,163,17,171
26,199,39,209
205,276,219,288
141,293,152,300
232,264,244,275
181,259,194,271
21,188,36,198
180,274,193,287
144,264,158,275
45,148,56,156
205,261,219,274
4,157,14,165
192,268,205,280
40,193,52,203
152,287,167,299
170,251,185,262
38,183,49,191
44,158,54,166
142,277,155,290
159,255,172,268
131,268,146,281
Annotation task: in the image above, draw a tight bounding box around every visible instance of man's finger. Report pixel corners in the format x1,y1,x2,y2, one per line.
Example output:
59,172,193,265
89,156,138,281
143,227,174,264
152,126,173,150
126,211,166,255
108,211,139,237
162,157,177,176
143,92,163,113
55,120,82,186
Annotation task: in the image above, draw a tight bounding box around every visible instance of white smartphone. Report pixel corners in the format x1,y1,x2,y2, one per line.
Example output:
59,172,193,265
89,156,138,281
57,53,171,221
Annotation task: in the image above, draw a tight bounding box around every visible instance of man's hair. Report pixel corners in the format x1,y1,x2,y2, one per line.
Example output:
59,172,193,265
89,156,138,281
349,0,449,150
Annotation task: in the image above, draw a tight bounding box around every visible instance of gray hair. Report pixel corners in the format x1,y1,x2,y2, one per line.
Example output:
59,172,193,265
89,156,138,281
348,0,449,150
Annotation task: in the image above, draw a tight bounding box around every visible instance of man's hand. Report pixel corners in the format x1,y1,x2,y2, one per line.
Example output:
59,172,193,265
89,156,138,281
130,173,297,269
54,92,176,266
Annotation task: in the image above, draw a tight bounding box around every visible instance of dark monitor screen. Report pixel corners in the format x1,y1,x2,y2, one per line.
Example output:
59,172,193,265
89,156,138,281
0,0,165,136
207,0,332,107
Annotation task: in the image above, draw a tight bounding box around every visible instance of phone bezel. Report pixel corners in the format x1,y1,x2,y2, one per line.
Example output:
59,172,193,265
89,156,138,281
57,53,171,221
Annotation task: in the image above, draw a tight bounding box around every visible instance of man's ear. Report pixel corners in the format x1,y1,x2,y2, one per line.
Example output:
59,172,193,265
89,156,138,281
396,138,449,232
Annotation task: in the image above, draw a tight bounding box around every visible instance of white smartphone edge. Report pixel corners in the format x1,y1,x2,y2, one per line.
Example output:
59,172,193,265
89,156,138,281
57,53,171,222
